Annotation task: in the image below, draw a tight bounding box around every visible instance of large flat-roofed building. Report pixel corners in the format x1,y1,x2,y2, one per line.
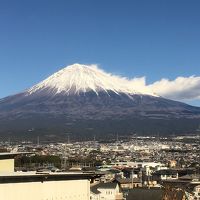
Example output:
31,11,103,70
0,153,100,200
0,172,94,200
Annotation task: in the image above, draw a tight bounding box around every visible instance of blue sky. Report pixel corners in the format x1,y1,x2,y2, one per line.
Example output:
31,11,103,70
0,0,200,105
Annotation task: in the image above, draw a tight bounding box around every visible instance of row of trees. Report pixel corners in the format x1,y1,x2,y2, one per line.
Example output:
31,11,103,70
15,155,61,169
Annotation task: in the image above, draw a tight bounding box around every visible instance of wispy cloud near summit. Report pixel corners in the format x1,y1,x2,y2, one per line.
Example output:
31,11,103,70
148,76,200,101
106,66,200,102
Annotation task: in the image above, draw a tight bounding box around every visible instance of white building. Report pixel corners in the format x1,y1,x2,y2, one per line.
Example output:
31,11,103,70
0,152,98,200
111,161,163,169
90,182,123,200
0,172,92,200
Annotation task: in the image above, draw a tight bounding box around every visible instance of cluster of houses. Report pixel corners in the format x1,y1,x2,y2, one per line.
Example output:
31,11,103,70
91,161,200,200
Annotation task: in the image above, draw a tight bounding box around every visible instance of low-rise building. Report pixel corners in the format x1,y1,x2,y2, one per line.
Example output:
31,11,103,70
114,177,142,189
90,182,123,200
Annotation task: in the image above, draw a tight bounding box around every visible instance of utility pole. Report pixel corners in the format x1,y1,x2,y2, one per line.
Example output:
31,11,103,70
132,168,134,188
67,135,70,144
64,144,67,169
37,136,40,146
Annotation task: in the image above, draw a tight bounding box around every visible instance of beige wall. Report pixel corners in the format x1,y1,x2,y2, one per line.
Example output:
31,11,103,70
0,179,90,200
0,159,14,172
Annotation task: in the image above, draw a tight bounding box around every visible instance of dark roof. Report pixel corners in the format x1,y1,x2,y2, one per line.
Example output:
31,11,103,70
122,168,140,172
179,174,200,181
109,169,121,173
153,169,177,176
126,188,163,200
115,177,141,184
91,182,118,194
90,184,101,194
98,182,118,189
0,172,101,184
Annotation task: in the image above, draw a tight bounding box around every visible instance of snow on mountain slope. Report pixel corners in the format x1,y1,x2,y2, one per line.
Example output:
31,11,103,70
28,64,156,96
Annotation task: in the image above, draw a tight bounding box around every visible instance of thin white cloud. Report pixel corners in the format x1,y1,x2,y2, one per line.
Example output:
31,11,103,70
94,65,200,101
147,76,200,100
105,66,200,101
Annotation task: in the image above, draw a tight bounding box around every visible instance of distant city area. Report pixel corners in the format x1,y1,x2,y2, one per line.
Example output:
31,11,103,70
0,134,200,199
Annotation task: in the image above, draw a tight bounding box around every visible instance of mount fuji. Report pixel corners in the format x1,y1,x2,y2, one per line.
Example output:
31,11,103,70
0,64,200,140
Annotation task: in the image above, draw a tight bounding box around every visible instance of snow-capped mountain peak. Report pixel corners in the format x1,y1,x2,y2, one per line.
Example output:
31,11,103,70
28,63,156,96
